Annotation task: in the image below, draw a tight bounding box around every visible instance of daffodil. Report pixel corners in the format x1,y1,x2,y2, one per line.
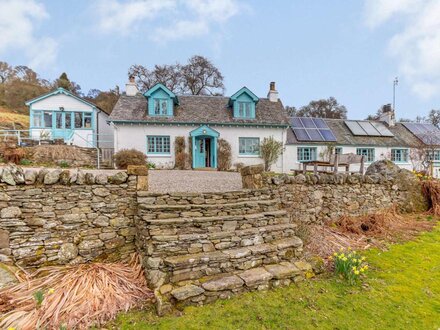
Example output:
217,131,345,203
48,288,55,294
354,270,360,275
342,257,347,261
8,327,16,330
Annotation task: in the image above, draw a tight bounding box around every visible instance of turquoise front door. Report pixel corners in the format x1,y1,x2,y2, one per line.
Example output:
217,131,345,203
190,125,219,169
52,112,73,140
194,137,212,168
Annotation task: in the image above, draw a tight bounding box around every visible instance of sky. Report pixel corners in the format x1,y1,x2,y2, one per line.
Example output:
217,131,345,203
0,0,439,120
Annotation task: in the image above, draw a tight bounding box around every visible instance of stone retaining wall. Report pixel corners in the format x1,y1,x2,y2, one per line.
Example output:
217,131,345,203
0,165,138,267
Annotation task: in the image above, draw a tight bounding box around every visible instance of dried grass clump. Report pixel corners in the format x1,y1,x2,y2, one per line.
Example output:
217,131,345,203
305,206,436,260
174,136,188,170
114,148,147,169
0,256,154,330
422,180,440,216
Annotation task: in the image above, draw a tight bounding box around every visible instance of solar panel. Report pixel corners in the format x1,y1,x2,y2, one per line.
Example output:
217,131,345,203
345,120,394,137
403,122,440,145
312,118,327,129
358,121,381,136
371,122,394,137
300,117,315,128
345,121,366,135
319,129,337,141
290,117,337,142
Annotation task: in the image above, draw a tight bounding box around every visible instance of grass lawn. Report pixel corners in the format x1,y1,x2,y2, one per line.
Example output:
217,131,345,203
0,107,29,129
112,222,440,330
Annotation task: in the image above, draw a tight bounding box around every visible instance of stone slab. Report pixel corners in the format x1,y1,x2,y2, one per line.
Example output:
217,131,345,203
171,284,204,301
238,267,273,287
202,275,244,291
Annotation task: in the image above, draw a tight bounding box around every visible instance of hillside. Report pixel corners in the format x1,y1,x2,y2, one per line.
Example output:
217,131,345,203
0,107,29,130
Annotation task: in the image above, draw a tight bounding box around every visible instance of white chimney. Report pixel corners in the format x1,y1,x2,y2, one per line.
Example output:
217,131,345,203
125,75,139,96
267,81,279,102
379,103,396,127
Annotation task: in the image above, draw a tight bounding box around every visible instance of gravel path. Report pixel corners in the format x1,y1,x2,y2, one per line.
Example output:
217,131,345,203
149,170,242,193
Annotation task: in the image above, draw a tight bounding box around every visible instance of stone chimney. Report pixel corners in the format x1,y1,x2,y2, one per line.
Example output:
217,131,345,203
267,81,279,102
125,75,139,96
379,103,396,127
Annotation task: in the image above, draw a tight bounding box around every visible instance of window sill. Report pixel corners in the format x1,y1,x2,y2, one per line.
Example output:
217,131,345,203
238,154,260,158
147,154,172,158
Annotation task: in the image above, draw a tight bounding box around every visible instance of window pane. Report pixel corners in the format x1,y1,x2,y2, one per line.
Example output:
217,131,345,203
84,114,92,128
33,111,42,127
44,111,52,128
298,147,317,161
239,138,259,155
56,113,63,129
75,112,83,128
147,136,170,154
161,100,167,115
65,112,72,129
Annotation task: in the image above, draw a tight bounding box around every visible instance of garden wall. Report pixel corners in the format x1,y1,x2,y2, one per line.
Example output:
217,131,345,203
0,163,427,309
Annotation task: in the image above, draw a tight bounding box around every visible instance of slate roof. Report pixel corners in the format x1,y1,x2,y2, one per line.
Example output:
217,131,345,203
286,118,422,148
109,93,289,127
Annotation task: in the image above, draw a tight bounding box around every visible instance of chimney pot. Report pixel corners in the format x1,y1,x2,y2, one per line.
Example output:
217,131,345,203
267,81,279,102
126,76,139,96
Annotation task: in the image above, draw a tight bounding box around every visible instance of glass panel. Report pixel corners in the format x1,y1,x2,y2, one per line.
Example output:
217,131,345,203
306,129,323,141
239,138,259,154
356,148,374,162
335,147,342,155
74,112,83,128
292,128,310,141
33,111,42,127
312,118,328,129
300,117,315,128
319,129,337,141
84,113,92,128
160,100,167,115
345,121,366,135
358,121,381,136
56,113,63,129
298,147,316,161
291,117,303,128
44,111,53,128
65,112,72,129
371,122,394,137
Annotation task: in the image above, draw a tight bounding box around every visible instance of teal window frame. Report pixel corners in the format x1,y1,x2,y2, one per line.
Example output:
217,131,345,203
30,110,94,130
297,147,317,162
356,148,375,162
335,147,343,155
239,137,260,155
391,148,409,163
32,110,43,127
147,135,171,154
237,102,252,118
428,150,440,162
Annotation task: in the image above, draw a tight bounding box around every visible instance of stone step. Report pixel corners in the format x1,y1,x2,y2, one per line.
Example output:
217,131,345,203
139,199,280,213
163,237,303,269
145,210,289,225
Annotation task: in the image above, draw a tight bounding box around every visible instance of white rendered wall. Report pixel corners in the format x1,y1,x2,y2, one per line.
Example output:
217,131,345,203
113,123,288,172
97,111,114,148
30,94,94,112
284,145,414,173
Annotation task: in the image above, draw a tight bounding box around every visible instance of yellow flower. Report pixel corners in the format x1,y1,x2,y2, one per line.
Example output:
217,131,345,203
48,288,55,294
8,327,16,330
352,266,357,271
333,252,338,257
364,265,369,270
328,256,333,261
354,270,360,275
360,268,365,273
361,256,366,261
342,257,348,261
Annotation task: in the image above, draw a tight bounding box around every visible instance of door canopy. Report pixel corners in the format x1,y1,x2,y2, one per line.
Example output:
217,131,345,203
190,125,220,138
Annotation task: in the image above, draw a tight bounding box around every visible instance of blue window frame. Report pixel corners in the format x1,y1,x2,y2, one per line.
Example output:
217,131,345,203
391,149,408,163
239,137,260,155
297,147,317,162
147,136,171,154
31,110,93,129
237,102,252,118
32,111,43,127
428,150,440,161
356,148,375,162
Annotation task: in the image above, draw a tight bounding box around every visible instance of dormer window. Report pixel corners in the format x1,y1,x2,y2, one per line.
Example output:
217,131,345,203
229,87,259,119
238,102,252,118
154,99,168,115
144,83,179,117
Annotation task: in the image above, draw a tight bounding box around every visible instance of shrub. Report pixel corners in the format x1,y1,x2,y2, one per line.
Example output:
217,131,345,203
330,249,368,285
114,149,147,169
187,136,193,168
2,147,26,164
174,137,188,169
175,152,189,170
147,162,156,169
217,138,232,171
260,136,283,171
58,160,70,168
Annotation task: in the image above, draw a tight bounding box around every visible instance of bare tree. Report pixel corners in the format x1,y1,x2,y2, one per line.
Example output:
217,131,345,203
260,136,283,171
428,109,440,128
180,55,224,95
0,61,15,84
128,55,225,95
285,106,297,117
409,132,439,174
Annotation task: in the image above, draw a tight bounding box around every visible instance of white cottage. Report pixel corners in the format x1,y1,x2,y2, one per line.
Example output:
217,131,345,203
25,88,113,148
109,80,289,172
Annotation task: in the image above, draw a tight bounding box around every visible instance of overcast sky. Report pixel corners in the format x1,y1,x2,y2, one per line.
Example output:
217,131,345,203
1,0,439,120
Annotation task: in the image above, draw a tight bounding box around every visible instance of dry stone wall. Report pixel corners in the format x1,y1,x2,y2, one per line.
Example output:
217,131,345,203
0,165,137,267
